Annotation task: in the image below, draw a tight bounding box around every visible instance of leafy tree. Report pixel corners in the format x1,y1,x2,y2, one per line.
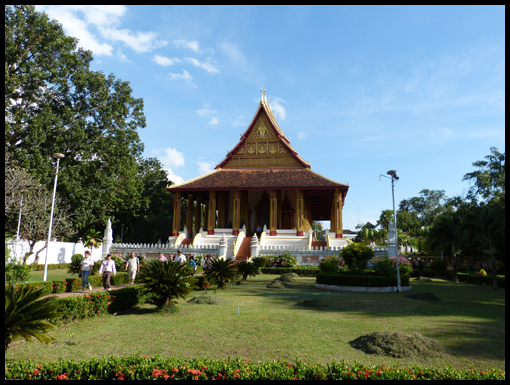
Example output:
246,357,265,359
205,258,238,289
5,5,146,237
4,153,40,217
396,209,420,232
5,284,60,352
426,211,463,283
377,210,394,231
399,189,447,227
463,147,505,202
312,221,325,241
15,188,75,265
136,259,197,309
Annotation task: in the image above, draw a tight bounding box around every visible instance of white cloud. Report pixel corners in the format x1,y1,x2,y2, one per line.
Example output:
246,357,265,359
185,58,219,74
153,148,185,168
197,161,214,175
297,132,307,140
208,117,219,125
164,168,184,185
35,5,167,55
196,106,215,116
219,41,246,67
173,39,201,53
271,97,286,121
169,70,195,87
153,55,181,66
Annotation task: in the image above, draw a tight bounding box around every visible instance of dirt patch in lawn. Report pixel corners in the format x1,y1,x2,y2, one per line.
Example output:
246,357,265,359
404,292,442,301
295,298,328,309
188,294,228,305
349,331,445,359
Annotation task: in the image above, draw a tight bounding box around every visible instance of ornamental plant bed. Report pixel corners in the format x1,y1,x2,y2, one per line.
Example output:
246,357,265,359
316,272,410,287
444,271,505,288
261,267,319,276
4,356,505,380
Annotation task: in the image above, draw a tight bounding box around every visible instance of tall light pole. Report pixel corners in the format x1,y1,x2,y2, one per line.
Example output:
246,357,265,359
380,170,401,292
43,153,65,282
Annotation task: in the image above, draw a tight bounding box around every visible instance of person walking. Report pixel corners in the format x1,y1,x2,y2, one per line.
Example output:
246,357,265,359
125,252,140,286
417,258,424,277
80,250,94,292
158,252,167,262
176,250,186,264
98,253,116,291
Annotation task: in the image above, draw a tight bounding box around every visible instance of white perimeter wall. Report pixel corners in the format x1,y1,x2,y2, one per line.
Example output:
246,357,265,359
6,240,103,265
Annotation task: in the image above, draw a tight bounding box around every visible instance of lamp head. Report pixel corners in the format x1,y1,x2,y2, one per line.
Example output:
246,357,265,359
387,170,399,180
53,153,65,159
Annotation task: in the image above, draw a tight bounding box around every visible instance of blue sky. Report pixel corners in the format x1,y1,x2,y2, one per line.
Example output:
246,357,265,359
36,5,505,230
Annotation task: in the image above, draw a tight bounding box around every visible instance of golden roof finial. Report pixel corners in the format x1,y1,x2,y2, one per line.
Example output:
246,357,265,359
268,96,271,111
260,87,263,103
263,87,267,104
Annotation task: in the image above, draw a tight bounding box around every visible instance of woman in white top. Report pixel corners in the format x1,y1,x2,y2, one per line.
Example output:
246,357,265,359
81,251,94,292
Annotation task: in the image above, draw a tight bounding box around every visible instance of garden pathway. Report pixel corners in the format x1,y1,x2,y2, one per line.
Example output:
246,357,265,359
41,272,205,299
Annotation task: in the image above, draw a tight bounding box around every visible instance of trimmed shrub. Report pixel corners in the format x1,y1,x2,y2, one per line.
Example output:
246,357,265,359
319,255,346,274
316,272,410,287
443,271,505,288
430,259,448,276
5,259,31,282
260,267,320,276
236,261,259,281
339,243,375,273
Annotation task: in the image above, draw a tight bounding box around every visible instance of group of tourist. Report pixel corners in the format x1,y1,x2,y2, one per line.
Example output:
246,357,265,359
80,251,217,294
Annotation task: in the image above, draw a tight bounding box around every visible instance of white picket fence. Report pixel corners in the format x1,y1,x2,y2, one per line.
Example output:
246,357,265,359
108,242,220,258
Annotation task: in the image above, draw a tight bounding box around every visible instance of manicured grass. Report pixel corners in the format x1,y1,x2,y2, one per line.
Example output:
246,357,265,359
5,275,505,371
25,269,77,282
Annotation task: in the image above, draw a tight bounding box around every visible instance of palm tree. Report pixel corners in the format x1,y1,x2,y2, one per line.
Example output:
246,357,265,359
236,261,258,281
136,259,197,309
83,228,102,254
5,284,60,352
377,210,394,231
205,258,238,289
426,212,463,283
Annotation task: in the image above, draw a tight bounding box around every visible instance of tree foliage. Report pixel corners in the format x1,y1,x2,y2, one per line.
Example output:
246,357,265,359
463,147,505,202
5,5,147,237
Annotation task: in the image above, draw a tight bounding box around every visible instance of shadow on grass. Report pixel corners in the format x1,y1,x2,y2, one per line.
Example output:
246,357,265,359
114,306,157,316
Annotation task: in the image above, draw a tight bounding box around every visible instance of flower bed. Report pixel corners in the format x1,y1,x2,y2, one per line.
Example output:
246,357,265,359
4,356,504,380
316,272,410,287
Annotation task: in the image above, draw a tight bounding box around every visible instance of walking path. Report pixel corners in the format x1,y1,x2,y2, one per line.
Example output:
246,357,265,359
42,272,205,299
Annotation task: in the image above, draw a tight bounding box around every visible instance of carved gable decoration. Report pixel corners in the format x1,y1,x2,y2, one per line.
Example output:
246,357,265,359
225,111,304,169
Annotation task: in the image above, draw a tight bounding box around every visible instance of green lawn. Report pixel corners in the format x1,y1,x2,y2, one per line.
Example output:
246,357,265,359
5,274,505,371
25,269,76,282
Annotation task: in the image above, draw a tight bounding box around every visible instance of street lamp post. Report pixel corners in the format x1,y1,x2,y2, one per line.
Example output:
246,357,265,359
380,170,401,292
42,153,65,282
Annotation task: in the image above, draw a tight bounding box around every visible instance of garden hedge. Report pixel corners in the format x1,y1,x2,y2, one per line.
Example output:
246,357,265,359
316,272,410,287
27,263,71,271
4,356,504,380
444,271,505,288
260,267,320,276
6,273,131,296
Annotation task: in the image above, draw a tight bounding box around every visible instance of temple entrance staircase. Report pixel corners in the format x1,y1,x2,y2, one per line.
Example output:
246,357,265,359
235,237,252,262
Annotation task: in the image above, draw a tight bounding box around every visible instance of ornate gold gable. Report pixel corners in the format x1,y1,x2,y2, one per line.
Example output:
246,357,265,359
222,111,304,169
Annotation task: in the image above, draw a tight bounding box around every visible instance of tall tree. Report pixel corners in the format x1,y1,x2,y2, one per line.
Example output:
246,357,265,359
399,189,447,227
377,209,394,231
463,147,505,202
5,5,146,237
426,211,463,283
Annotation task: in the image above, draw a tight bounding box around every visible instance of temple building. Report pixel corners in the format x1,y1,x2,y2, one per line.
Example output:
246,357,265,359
166,90,349,259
